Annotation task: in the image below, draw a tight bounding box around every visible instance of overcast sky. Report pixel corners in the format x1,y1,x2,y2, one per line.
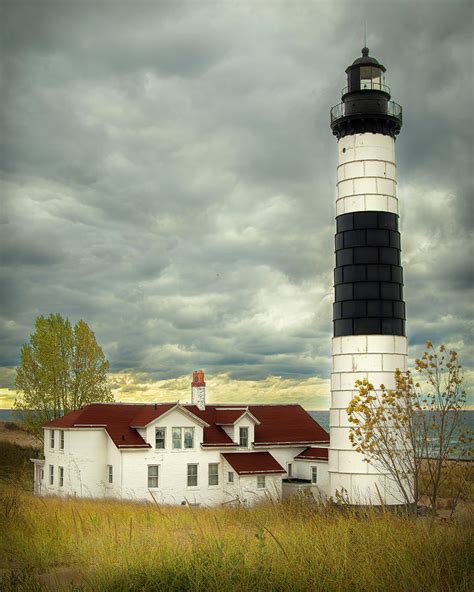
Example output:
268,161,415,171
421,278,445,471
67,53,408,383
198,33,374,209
1,0,473,409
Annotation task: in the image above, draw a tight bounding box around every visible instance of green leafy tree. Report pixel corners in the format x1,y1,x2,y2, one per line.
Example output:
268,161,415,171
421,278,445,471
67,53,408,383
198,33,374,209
347,341,472,512
15,313,113,438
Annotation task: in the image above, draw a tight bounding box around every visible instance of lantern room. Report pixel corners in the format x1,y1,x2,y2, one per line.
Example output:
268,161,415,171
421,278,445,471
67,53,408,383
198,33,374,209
344,47,388,94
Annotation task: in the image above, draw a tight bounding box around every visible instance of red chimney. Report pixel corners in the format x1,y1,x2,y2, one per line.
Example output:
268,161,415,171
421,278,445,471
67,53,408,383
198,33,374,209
192,370,206,387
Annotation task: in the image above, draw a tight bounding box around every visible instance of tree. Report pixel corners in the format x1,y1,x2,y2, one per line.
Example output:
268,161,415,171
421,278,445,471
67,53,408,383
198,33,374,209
347,341,472,512
15,313,113,438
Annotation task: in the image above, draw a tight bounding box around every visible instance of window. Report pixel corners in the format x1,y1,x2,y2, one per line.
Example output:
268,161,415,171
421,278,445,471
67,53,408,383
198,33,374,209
172,427,182,449
208,463,219,486
257,475,266,489
172,427,194,449
228,471,234,483
311,466,318,484
59,466,64,487
49,465,54,485
155,427,166,449
359,66,383,90
50,430,55,449
59,431,64,450
239,427,249,448
148,465,159,488
108,465,113,484
287,463,292,479
183,427,194,449
187,464,198,487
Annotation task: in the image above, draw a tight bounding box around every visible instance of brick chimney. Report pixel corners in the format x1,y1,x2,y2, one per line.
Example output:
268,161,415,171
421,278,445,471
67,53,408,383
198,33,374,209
191,370,206,410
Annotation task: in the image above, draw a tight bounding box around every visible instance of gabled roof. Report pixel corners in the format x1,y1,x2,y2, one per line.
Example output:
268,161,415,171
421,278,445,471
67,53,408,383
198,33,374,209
295,447,329,461
45,402,329,449
213,408,261,426
222,452,285,475
130,404,210,428
129,404,177,428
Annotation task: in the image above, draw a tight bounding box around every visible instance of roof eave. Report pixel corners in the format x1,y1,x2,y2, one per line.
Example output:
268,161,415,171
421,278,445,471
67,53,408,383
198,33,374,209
237,469,286,475
253,440,330,447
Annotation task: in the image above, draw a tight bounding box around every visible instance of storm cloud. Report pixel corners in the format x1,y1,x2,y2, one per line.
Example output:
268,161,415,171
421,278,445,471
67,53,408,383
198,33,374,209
1,0,473,407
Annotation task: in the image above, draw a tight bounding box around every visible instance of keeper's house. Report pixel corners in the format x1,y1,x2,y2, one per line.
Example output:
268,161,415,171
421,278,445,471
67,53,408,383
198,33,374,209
31,371,329,506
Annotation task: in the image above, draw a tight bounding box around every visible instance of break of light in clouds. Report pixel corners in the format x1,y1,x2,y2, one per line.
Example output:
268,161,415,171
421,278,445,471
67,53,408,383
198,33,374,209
1,0,473,409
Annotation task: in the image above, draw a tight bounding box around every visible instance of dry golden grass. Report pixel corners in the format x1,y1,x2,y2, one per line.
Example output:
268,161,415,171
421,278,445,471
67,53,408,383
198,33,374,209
0,483,472,592
0,440,472,591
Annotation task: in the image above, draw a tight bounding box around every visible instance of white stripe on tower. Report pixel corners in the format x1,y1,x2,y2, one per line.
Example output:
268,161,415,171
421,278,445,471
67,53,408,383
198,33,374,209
336,134,398,216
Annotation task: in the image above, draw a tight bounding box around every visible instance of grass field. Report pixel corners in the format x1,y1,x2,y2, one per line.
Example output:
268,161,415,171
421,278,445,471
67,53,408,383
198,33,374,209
0,434,472,591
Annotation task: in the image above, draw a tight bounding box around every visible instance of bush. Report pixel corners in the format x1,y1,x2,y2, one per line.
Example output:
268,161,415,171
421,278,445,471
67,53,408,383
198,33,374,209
4,421,19,431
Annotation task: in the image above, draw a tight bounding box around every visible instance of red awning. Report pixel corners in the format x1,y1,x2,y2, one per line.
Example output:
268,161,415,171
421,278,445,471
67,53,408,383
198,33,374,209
222,452,285,475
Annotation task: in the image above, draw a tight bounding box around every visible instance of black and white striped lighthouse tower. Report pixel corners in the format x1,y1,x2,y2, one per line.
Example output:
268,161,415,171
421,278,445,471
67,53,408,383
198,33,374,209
329,48,408,505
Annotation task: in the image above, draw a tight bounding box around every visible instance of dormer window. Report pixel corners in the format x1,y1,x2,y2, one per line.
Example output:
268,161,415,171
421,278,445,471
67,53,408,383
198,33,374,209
239,427,249,448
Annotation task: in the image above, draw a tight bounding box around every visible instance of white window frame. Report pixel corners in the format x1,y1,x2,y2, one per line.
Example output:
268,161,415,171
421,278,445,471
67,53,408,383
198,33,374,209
148,465,159,488
172,427,182,449
208,463,219,486
311,466,318,484
59,430,64,451
50,430,55,449
59,466,64,487
287,463,292,479
172,427,194,450
239,426,249,448
108,465,113,484
183,427,194,449
49,464,54,485
228,471,234,483
187,463,198,487
257,475,266,489
155,427,166,449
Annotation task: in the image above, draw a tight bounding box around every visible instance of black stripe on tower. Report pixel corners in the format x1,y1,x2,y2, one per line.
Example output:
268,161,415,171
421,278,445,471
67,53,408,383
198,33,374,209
333,211,406,337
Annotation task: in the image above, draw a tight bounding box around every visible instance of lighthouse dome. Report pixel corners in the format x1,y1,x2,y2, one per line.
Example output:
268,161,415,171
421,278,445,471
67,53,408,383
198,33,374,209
349,47,385,70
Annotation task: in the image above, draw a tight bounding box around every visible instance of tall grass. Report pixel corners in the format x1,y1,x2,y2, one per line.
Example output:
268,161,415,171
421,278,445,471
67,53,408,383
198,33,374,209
0,485,472,592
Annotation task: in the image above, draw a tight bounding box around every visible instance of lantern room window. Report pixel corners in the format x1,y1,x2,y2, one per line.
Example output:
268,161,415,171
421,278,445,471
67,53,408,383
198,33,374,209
359,66,384,90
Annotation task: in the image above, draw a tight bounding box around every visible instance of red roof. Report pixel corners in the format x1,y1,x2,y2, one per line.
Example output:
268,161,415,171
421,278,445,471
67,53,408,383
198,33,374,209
45,403,329,449
213,409,247,425
295,447,329,461
46,404,152,448
222,452,285,475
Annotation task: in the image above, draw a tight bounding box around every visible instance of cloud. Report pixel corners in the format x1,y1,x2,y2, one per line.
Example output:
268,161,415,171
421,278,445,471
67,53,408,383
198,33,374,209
1,0,472,407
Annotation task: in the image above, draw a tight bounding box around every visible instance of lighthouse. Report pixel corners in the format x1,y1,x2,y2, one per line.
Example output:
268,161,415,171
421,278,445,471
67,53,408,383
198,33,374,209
328,48,408,505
